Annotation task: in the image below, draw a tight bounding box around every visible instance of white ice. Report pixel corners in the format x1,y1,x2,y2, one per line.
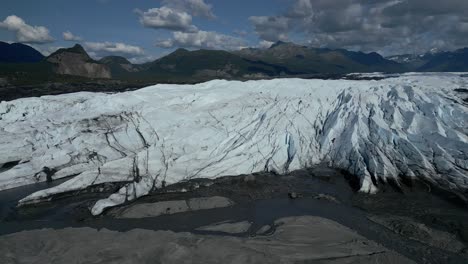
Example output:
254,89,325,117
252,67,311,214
0,72,467,215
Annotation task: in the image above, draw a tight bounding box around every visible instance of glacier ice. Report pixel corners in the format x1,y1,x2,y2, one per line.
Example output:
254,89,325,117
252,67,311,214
0,73,467,215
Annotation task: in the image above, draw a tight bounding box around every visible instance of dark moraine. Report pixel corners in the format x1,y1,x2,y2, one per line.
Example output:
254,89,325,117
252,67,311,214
0,165,467,264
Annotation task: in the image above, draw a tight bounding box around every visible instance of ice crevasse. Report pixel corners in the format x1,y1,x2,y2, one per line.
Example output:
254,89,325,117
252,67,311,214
0,73,466,215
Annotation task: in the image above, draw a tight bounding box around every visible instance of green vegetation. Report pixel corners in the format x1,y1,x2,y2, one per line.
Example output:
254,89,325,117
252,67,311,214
1,41,467,101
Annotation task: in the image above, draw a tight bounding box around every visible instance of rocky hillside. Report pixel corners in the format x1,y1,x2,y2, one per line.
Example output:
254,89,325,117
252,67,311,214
99,56,140,73
141,48,296,82
235,41,402,73
46,44,111,79
1,42,468,91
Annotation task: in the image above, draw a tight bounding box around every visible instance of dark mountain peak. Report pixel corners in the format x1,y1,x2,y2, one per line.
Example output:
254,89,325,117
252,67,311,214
47,44,94,63
268,41,309,54
367,51,382,57
365,52,386,61
160,48,191,60
7,42,32,49
337,49,390,66
236,42,401,73
0,41,44,63
270,41,286,48
48,44,89,59
172,48,190,55
269,41,298,49
99,56,131,65
68,44,87,54
0,41,19,47
175,48,189,52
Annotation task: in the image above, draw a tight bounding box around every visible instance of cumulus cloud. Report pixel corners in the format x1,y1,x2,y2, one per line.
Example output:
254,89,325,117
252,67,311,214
62,31,82,41
287,0,313,18
139,1,245,50
136,7,198,32
136,0,216,34
156,30,246,50
382,0,468,17
0,15,54,44
233,29,248,37
162,0,215,19
249,16,289,42
258,40,274,49
84,42,145,58
248,0,468,55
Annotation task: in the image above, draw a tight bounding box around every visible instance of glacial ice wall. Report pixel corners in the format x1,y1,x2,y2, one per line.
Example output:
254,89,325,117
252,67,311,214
0,73,467,214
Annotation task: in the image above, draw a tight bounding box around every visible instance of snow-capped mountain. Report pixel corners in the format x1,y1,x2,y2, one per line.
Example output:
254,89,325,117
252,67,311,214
386,48,468,72
0,73,467,215
386,54,420,64
386,48,443,64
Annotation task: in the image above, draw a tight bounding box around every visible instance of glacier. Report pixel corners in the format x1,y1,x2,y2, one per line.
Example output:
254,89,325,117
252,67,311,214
0,73,467,215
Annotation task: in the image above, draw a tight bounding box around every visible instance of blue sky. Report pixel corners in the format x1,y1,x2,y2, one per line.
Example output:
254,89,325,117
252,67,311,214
1,0,467,62
0,0,287,62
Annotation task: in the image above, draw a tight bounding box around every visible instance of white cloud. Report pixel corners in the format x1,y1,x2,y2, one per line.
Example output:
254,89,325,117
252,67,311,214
156,39,174,48
136,7,198,32
0,15,54,44
248,0,468,55
258,40,274,49
287,0,313,18
139,1,243,51
156,30,246,50
162,0,215,19
84,42,145,58
63,31,82,41
234,30,248,37
249,16,289,42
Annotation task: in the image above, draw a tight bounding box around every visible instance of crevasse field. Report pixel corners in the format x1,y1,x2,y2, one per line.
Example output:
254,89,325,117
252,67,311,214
0,73,467,215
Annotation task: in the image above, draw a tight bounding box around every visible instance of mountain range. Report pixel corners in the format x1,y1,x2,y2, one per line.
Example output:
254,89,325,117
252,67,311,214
0,42,44,63
386,48,468,72
0,40,467,89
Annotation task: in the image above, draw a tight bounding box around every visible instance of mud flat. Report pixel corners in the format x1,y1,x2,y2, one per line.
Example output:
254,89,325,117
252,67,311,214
113,196,234,219
196,220,252,234
0,216,414,264
1,166,467,263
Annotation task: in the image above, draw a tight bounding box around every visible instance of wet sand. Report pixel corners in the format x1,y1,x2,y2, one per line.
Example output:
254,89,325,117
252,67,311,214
1,165,467,263
0,216,415,264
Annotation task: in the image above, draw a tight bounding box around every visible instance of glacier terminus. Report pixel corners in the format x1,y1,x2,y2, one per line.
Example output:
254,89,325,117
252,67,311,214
0,72,467,215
